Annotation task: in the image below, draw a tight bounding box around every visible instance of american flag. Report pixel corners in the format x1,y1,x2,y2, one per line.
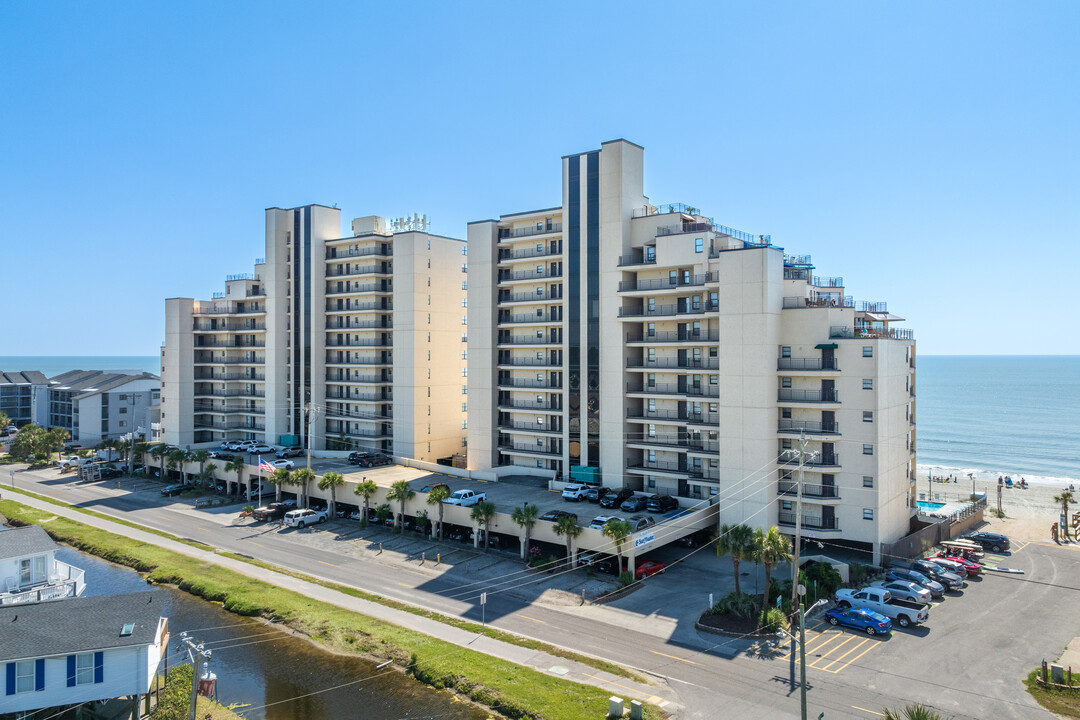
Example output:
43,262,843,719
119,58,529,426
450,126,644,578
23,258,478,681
260,459,275,474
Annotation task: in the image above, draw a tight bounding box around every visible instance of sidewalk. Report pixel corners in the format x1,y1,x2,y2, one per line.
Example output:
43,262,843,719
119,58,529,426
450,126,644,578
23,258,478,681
4,488,675,711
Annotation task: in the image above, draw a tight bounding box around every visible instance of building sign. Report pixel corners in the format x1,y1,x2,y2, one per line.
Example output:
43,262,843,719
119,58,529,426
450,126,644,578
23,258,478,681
634,531,655,549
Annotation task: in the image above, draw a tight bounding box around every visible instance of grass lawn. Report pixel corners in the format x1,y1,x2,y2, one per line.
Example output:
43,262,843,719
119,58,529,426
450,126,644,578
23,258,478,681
1025,669,1080,718
0,499,660,720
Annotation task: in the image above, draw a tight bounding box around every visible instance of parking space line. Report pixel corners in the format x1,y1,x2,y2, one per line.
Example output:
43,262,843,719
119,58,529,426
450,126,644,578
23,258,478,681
807,635,858,669
799,629,848,659
851,706,886,716
650,650,699,665
777,627,841,662
815,636,871,672
830,637,881,673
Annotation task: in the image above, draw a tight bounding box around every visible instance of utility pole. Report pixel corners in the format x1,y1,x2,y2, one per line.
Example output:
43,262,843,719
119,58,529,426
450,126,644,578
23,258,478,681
305,403,320,508
176,632,211,720
790,432,807,615
127,392,137,477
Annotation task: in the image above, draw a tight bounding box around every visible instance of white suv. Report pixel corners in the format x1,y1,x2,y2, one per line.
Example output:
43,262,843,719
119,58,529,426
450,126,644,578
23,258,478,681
561,484,588,501
282,507,329,528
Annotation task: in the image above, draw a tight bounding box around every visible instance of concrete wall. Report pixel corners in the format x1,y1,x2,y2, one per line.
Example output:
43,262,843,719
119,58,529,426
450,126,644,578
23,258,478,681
465,221,498,470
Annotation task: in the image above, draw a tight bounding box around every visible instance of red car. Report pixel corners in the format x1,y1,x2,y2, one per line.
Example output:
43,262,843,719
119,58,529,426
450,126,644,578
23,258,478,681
635,561,667,580
933,553,981,577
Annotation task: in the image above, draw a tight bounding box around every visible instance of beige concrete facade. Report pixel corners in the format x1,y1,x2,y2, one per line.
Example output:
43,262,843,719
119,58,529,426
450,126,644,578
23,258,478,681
468,140,916,562
161,207,466,462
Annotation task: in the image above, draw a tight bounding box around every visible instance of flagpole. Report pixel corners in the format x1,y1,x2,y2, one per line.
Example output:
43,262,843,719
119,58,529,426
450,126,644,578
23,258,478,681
257,454,263,507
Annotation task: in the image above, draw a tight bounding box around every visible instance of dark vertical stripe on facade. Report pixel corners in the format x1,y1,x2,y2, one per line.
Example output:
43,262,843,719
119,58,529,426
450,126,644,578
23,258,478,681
567,156,581,444
586,151,600,465
302,208,313,445
293,211,302,436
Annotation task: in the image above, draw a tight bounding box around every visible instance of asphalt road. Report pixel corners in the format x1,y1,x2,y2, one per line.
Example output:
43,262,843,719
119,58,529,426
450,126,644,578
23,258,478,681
7,466,1073,720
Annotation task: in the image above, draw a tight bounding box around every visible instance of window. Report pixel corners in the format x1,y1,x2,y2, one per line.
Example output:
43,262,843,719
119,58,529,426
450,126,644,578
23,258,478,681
647,449,656,462
537,461,543,468
75,653,95,685
647,297,655,312
462,402,468,412
461,315,467,325
536,395,543,404
119,394,128,401
536,351,543,360
781,408,792,419
535,286,544,296
119,420,126,428
781,500,792,511
863,508,874,520
461,245,468,256
536,308,543,317
462,368,468,377
119,407,127,414
462,350,468,360
863,411,873,423
461,280,468,290
536,330,544,338
781,377,792,388
461,420,467,429
709,375,718,385
15,660,35,693
695,238,703,253
863,379,873,390
461,263,467,273
536,243,543,253
668,270,677,285
536,416,544,425
863,346,873,357
709,347,717,358
462,385,468,395
536,265,544,275
536,373,543,382
863,476,874,488
863,444,874,455
461,298,468,307
781,346,791,358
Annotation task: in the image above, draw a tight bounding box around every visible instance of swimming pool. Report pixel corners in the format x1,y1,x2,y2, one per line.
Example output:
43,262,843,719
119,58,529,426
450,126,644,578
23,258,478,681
917,501,946,512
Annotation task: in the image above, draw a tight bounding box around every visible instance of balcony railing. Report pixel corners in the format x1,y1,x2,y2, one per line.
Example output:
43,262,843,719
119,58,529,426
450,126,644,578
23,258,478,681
778,512,838,530
500,421,561,434
618,273,716,292
0,561,85,606
626,433,718,452
830,326,914,341
626,330,720,344
777,357,839,371
326,320,392,330
194,340,266,348
778,482,839,499
193,356,263,365
497,442,560,456
498,313,562,324
783,296,854,309
618,302,718,318
777,389,838,403
325,283,390,295
498,401,560,411
626,460,703,478
859,301,888,312
326,246,393,260
194,373,266,381
498,269,562,282
326,338,393,348
498,245,562,261
326,301,393,312
627,357,719,370
193,390,266,398
498,378,562,389
812,276,844,288
498,223,562,240
618,252,657,267
497,335,561,345
193,304,265,315
499,291,561,303
778,420,839,434
193,323,266,332
627,382,719,398
326,265,391,278
325,358,392,366
498,357,561,367
778,450,839,467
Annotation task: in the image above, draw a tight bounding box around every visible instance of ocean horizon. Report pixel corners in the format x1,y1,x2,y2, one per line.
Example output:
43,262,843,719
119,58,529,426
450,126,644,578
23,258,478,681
3,354,1077,483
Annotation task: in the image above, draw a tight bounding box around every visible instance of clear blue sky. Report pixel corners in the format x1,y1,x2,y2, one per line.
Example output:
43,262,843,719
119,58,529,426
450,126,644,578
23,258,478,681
1,2,1076,356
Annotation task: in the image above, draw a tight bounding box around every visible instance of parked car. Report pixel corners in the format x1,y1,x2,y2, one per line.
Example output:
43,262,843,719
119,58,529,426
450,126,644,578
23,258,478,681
271,459,295,470
420,482,450,494
208,451,234,460
885,568,945,598
929,555,980,578
347,451,373,465
635,561,667,579
646,494,678,513
911,559,965,591
444,489,486,507
834,587,929,628
226,440,252,451
219,441,232,449
561,484,589,501
279,498,298,509
824,607,892,636
248,443,275,454
870,580,932,603
276,446,304,458
962,531,1011,553
98,466,123,479
282,507,329,528
584,487,606,503
540,509,577,523
588,515,618,530
599,489,635,509
677,529,715,548
626,515,656,531
356,453,392,468
253,503,288,522
577,551,605,567
161,483,191,497
620,495,649,513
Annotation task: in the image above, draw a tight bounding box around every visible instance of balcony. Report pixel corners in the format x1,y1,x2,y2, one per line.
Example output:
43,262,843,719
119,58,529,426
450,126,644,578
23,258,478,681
326,264,392,278
778,419,839,435
812,276,844,288
193,390,267,398
325,358,393,367
777,357,839,371
618,252,657,267
778,450,840,468
325,246,392,260
618,273,716,292
498,357,561,368
499,421,562,435
498,244,562,262
194,372,266,382
777,389,839,403
618,301,718,319
325,283,390,296
497,442,560,457
0,560,86,607
498,312,562,325
831,326,914,341
497,401,561,412
193,421,266,431
193,322,266,332
626,330,720,344
498,269,562,283
326,338,393,348
498,223,562,240
326,320,392,330
324,407,391,420
498,290,562,304
192,303,264,316
626,433,717,452
625,460,703,478
627,357,719,370
326,301,393,313
626,407,684,421
498,378,562,390
497,334,562,346
778,482,840,499
778,512,839,531
627,382,719,398
194,340,266,349
193,356,263,366
783,296,854,309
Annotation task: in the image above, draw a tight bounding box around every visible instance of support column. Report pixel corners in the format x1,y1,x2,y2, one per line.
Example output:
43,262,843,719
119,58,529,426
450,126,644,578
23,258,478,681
519,535,527,559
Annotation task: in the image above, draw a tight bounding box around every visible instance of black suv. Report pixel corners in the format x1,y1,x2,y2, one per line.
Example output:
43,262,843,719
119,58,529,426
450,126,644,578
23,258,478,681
253,503,288,522
357,453,392,468
347,452,373,465
599,489,635,509
962,531,1011,553
646,494,679,513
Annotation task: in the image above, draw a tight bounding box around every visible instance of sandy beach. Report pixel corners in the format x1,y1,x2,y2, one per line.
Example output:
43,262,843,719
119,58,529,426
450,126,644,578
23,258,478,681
917,464,1078,544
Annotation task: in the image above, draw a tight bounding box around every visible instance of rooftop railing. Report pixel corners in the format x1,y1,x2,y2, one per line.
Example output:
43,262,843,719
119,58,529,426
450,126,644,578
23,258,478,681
830,326,914,340
859,301,888,312
812,276,844,287
783,295,854,309
226,273,255,282
784,255,812,266
631,203,700,218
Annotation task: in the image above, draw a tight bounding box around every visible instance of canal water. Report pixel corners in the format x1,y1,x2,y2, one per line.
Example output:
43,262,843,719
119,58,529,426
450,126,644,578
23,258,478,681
59,547,489,720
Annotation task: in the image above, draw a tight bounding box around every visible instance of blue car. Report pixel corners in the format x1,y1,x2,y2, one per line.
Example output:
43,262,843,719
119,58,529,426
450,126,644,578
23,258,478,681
824,607,892,636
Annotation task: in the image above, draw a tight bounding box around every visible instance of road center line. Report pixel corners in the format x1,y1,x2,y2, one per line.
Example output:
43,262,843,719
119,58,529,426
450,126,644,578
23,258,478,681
650,650,698,665
316,560,338,567
514,613,546,624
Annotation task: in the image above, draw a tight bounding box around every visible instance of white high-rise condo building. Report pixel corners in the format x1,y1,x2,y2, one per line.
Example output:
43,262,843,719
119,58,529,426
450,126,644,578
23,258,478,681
162,207,466,461
467,140,916,562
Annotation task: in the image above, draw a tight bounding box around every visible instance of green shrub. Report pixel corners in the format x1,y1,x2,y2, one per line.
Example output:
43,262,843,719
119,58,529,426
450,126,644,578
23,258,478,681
805,561,843,599
848,562,874,586
707,591,759,619
618,570,634,587
758,607,788,633
151,663,193,720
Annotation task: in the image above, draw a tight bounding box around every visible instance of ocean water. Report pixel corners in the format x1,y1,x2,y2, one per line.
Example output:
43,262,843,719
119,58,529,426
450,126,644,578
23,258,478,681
916,356,1080,484
0,355,160,377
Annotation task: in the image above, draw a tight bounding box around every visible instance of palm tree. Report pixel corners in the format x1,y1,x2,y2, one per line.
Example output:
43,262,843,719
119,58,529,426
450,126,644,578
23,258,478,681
553,514,583,567
189,450,210,487
470,500,497,551
46,427,70,465
1054,491,1074,541
716,523,754,596
149,444,167,478
510,503,540,559
374,503,392,526
291,468,316,508
386,480,416,532
353,478,377,527
224,456,246,497
166,449,187,482
751,526,793,624
0,412,8,431
132,442,150,472
882,704,947,720
271,467,291,502
427,485,450,539
602,519,633,575
201,462,218,489
318,472,345,519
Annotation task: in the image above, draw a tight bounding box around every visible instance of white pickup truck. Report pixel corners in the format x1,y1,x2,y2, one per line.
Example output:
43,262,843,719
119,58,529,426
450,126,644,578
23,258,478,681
834,587,929,628
443,489,486,507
